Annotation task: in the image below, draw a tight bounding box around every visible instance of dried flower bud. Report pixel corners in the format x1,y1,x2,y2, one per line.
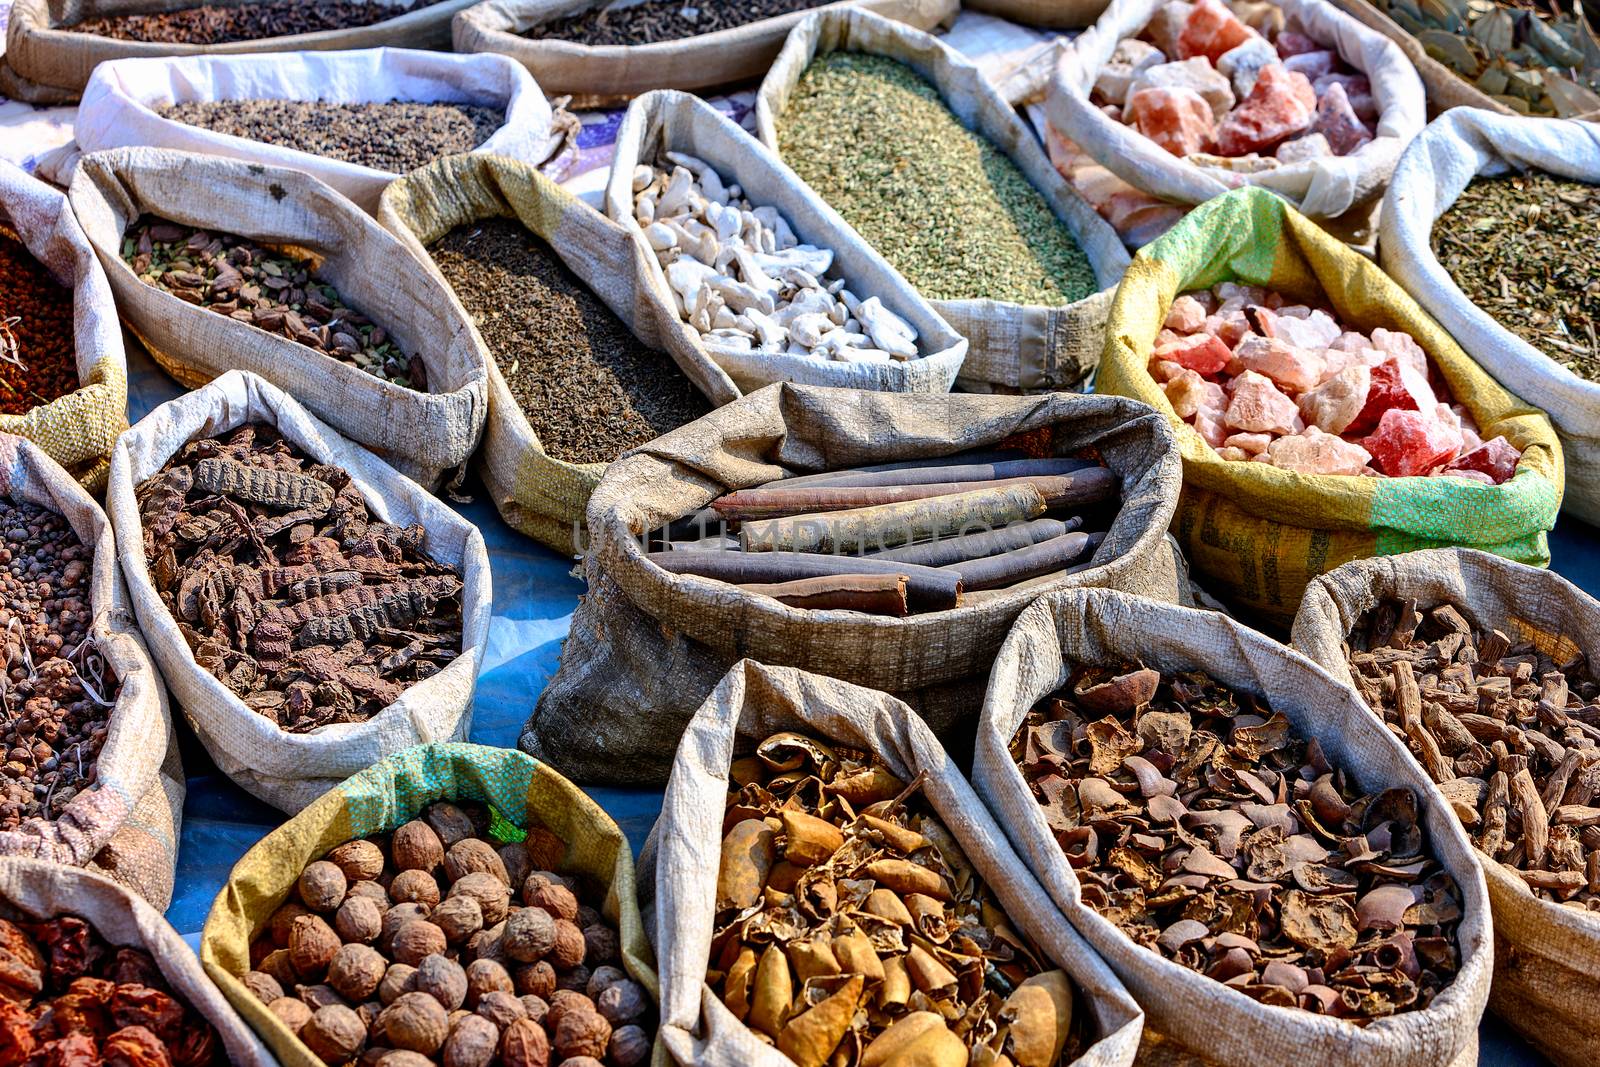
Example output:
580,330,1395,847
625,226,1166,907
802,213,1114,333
389,869,442,909
378,963,417,1006
444,839,510,887
328,943,387,1002
424,802,477,848
499,1017,550,1067
443,1012,499,1067
522,881,578,923
393,821,445,873
582,924,618,967
448,873,510,925
328,840,386,883
502,907,555,964
336,896,384,945
414,954,469,1012
242,970,283,1004
302,1003,367,1064
299,861,349,914
609,1024,651,1067
597,980,648,1026
549,920,586,971
379,991,450,1055
391,920,448,967
432,895,484,945
269,995,313,1034
289,915,341,981
553,1007,611,1060
465,958,513,1006
514,960,555,1000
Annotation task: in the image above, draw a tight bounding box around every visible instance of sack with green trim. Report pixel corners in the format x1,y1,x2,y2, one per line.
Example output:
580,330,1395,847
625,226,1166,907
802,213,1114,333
201,742,658,1067
1096,185,1562,624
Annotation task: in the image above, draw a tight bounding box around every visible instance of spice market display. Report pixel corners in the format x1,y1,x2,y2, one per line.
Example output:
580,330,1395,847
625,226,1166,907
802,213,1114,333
529,0,837,46
66,0,451,44
0,229,77,417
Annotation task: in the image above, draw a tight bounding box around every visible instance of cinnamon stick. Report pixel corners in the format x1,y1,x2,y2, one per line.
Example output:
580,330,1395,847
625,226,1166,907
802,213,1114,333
774,455,1095,490
773,449,1027,489
866,517,1080,567
941,531,1101,591
711,468,1115,522
647,550,961,611
738,485,1048,554
738,574,910,615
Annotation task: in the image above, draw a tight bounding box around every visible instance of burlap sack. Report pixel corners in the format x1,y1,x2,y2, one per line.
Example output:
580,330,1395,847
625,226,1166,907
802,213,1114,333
971,587,1494,1067
107,370,492,813
0,160,128,492
1378,109,1600,527
604,89,970,399
451,0,957,108
72,48,561,215
1290,547,1600,1067
0,432,180,909
0,0,480,102
521,384,1184,785
0,856,275,1065
1049,0,1426,220
755,7,1130,395
643,658,1144,1067
67,146,489,490
379,151,738,554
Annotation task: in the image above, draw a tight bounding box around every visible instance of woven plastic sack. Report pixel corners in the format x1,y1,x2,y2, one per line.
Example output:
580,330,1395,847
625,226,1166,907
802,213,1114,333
971,586,1494,1067
67,146,489,490
643,658,1145,1067
0,856,275,1065
452,0,957,108
0,0,480,103
1379,109,1600,526
1095,185,1562,625
106,370,492,813
604,89,970,399
201,742,656,1067
0,160,128,491
0,432,180,909
379,151,737,554
1048,0,1425,219
71,48,561,215
521,383,1184,785
755,7,1131,394
1291,547,1600,1067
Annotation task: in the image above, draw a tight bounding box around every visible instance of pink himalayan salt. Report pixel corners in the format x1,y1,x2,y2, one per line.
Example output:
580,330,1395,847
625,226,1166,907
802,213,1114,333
1226,370,1302,435
1364,407,1460,477
1217,447,1253,461
1224,432,1272,455
1218,35,1280,97
1165,369,1228,418
1129,58,1237,119
1152,359,1186,382
1176,0,1256,63
1272,308,1341,350
1277,133,1332,163
1299,363,1370,434
1370,327,1428,377
1265,426,1373,475
1195,411,1229,447
1165,294,1209,333
1234,334,1325,392
1283,50,1337,80
1346,357,1436,436
1156,332,1232,374
1156,327,1188,347
1128,86,1216,157
1275,30,1321,57
1214,64,1316,156
1445,435,1520,484
1215,282,1270,307
1146,0,1196,57
1207,309,1254,348
1312,82,1372,155
1329,330,1371,352
1314,73,1377,121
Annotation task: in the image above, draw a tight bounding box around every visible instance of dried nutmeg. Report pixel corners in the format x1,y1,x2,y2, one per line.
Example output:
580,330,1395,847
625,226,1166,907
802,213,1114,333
260,949,298,988
414,954,469,1012
499,1016,550,1067
442,1012,499,1067
498,844,534,892
554,1007,612,1060
299,983,348,1011
464,958,513,1006
393,821,445,873
389,870,442,909
289,915,341,981
378,1052,434,1067
328,840,386,882
424,802,478,848
582,923,618,966
379,990,450,1054
336,896,384,945
465,921,505,964
557,964,593,994
347,881,390,909
549,920,586,971
302,1003,367,1064
475,989,527,1029
328,943,387,1002
242,970,283,1004
514,960,556,999
432,895,484,945
444,839,510,886
299,861,350,914
524,881,578,923
586,965,627,999
503,907,555,964
449,873,510,925
378,963,417,1006
596,979,648,1026
522,827,567,873
545,989,595,1033
520,994,549,1027
269,995,313,1034
609,1023,651,1067
271,902,314,947
391,920,448,967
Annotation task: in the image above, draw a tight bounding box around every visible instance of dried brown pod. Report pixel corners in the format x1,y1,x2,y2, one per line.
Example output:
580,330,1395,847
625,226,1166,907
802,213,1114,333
556,963,593,994
302,1003,367,1064
499,1016,550,1067
449,873,510,925
390,920,448,967
380,904,433,953
545,989,596,1033
514,960,556,1000
549,920,587,971
715,820,776,912
444,840,510,886
581,924,618,967
378,963,417,1007
377,1052,434,1067
553,1007,612,1060
442,1012,499,1067
289,915,342,981
475,988,527,1029
299,982,348,1011
271,902,315,947
432,895,484,945
328,944,387,1002
336,896,384,945
523,881,578,923
465,921,505,964
464,958,513,1006
423,802,479,849
347,882,390,909
259,949,298,988
379,990,450,1054
585,966,627,999
393,822,446,873
596,980,647,1026
389,870,442,909
242,970,283,1004
520,994,549,1027
413,954,469,1012
503,907,556,964
328,841,386,882
498,845,534,892
522,827,567,873
608,1023,651,1067
269,995,313,1034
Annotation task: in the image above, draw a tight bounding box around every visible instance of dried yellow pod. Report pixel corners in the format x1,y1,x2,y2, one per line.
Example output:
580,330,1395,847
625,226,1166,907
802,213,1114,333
906,944,958,999
730,756,765,787
777,974,864,1067
863,888,913,925
860,1011,966,1067
905,893,950,943
781,810,844,866
1003,970,1075,1067
826,766,905,805
750,943,793,1039
787,935,842,982
722,946,758,1022
717,819,776,911
878,955,911,1010
768,860,804,894
862,814,926,854
830,927,885,982
865,859,951,901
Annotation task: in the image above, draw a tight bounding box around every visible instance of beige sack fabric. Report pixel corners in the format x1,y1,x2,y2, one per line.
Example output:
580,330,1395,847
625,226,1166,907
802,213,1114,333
0,432,180,909
1290,548,1600,1067
67,146,489,490
966,0,1112,27
971,587,1493,1066
0,0,479,102
107,370,492,813
644,658,1145,1067
0,856,275,1066
604,90,969,399
755,7,1130,394
379,152,737,553
0,160,128,491
452,0,958,107
521,384,1184,785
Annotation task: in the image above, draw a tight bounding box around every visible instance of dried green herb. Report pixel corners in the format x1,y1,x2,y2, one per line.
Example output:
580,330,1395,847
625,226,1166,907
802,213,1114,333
1432,171,1600,383
532,0,831,46
776,52,1097,307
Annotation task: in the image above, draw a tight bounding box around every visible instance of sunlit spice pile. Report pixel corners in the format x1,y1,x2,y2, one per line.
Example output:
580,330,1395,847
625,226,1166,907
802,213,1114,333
71,0,442,44
532,0,832,45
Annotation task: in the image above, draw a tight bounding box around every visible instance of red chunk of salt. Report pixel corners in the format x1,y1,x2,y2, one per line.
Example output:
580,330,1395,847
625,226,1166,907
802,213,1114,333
1363,408,1460,478
1176,0,1256,63
1344,358,1426,436
1156,332,1232,375
1444,435,1521,485
1213,65,1316,156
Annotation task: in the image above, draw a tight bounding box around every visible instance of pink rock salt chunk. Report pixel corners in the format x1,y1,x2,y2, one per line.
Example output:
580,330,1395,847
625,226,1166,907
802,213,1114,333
1146,1,1196,57
1283,50,1336,79
1176,0,1257,63
1276,133,1332,163
1453,404,1484,451
1234,334,1325,392
1129,58,1237,120
1206,309,1254,348
1216,447,1253,461
1312,82,1373,155
1165,294,1210,333
1215,282,1269,307
1272,308,1341,350
1218,35,1281,97
1369,328,1428,377
1195,411,1230,448
1314,73,1377,121
1241,303,1278,338
1224,432,1272,455
1191,290,1219,314
1214,65,1316,156
1266,426,1373,475
1156,327,1189,347
1346,357,1435,436
1298,363,1370,434
1441,468,1495,484
1446,435,1520,484
1274,305,1313,319
1127,87,1216,157
1364,408,1461,477
1329,331,1371,352
1151,359,1187,382
1226,370,1302,435
1275,30,1321,57
1156,331,1232,374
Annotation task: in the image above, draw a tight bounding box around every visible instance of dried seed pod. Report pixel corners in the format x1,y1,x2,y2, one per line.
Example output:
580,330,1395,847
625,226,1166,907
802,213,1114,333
860,1011,964,1067
377,1052,433,1067
778,974,863,1067
346,881,390,909
1002,971,1075,1067
545,989,596,1033
424,802,478,849
442,1012,499,1067
522,880,578,923
289,915,341,981
242,970,283,1004
269,995,313,1034
192,457,335,513
393,821,445,873
503,907,556,964
299,862,349,912
336,896,384,945
449,873,510,925
499,1017,550,1067
716,820,776,911
432,895,484,945
302,1003,367,1064
582,924,618,967
380,903,433,952
609,1023,651,1067
389,869,442,909
378,963,417,1006
299,982,347,1011
596,979,648,1026
328,944,387,1002
475,988,527,1029
498,845,534,892
271,902,314,946
328,840,386,882
391,920,448,967
444,839,510,886
549,920,586,971
414,954,469,1012
585,965,627,999
465,958,514,1007
522,828,567,873
259,949,298,987
514,960,556,1000
553,1007,612,1061
379,991,450,1054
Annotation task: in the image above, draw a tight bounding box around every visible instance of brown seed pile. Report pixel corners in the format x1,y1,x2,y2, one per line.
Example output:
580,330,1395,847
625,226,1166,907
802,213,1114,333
1011,665,1464,1022
136,423,463,733
122,216,428,391
0,229,78,417
1346,598,1600,907
533,0,830,46
712,731,1085,1065
427,219,710,466
71,0,441,44
0,499,119,830
156,100,503,175
0,914,222,1065
242,800,653,1067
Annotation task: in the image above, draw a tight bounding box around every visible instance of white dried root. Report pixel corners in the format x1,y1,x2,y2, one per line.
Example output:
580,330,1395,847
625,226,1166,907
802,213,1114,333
633,154,922,364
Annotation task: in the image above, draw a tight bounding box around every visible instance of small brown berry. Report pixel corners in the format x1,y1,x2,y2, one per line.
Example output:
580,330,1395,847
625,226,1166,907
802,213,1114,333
609,1024,651,1067
414,953,469,1011
393,821,445,872
424,802,477,848
379,990,450,1054
499,1017,550,1067
442,1013,499,1067
514,960,555,999
597,980,648,1026
391,919,448,966
289,914,341,981
549,920,586,971
502,907,555,964
389,869,442,908
582,924,618,967
432,895,484,945
522,881,578,923
269,995,312,1035
449,872,510,925
378,963,417,1006
553,1008,611,1061
464,958,513,1006
328,943,387,1002
300,861,349,914
336,896,384,945
444,839,510,886
242,970,283,1004
328,840,386,882
302,1003,367,1064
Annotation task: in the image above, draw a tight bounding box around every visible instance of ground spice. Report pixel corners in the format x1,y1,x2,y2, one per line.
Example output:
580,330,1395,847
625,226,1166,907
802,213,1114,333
777,52,1098,307
427,219,710,466
156,99,503,174
1432,171,1600,384
71,0,442,44
532,0,831,46
0,230,78,417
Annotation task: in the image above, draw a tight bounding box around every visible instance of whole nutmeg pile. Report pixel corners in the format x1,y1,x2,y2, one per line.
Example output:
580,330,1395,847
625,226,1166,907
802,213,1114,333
0,912,222,1064
712,732,1085,1067
241,800,654,1067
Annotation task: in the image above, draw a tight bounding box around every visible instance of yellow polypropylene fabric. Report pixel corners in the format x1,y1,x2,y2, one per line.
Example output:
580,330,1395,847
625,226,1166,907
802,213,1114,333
1097,186,1562,623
